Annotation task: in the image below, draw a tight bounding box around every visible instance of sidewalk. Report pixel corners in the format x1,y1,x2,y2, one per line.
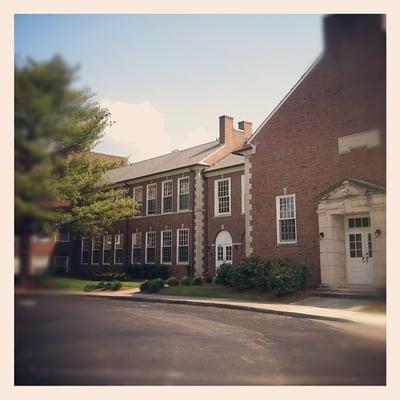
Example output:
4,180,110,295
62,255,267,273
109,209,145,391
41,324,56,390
16,287,385,327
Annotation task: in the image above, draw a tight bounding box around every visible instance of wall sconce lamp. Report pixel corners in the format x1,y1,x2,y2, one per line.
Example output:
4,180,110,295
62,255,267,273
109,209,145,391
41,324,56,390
375,229,381,238
319,232,324,240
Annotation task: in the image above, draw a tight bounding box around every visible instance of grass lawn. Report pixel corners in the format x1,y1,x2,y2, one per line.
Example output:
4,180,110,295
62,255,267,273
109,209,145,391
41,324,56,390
160,284,313,304
40,276,141,291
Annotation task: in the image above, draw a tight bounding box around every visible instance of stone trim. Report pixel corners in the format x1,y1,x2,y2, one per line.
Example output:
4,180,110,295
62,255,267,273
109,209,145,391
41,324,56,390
244,149,255,256
193,167,205,275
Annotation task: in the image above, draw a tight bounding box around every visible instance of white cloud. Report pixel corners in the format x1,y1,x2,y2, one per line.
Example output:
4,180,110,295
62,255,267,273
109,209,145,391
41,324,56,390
94,99,214,163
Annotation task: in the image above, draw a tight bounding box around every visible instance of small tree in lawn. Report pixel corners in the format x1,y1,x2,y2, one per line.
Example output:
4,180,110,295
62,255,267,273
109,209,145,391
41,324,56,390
15,55,136,282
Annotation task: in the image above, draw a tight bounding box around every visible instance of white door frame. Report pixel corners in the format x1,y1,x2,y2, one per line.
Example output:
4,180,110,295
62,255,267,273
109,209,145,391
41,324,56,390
215,230,233,270
344,215,374,285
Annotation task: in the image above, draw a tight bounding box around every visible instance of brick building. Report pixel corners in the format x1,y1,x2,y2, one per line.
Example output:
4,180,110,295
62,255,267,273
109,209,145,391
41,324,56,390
237,14,386,289
54,14,386,290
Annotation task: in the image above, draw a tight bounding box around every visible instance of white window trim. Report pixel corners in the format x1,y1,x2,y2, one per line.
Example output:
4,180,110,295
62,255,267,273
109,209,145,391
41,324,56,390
241,174,245,215
132,186,143,216
214,177,232,217
161,180,173,214
160,230,173,265
176,228,189,265
177,177,190,211
91,237,101,265
276,194,297,244
145,231,156,264
55,256,69,272
102,235,112,265
114,234,124,265
131,232,142,264
146,183,157,216
81,237,89,265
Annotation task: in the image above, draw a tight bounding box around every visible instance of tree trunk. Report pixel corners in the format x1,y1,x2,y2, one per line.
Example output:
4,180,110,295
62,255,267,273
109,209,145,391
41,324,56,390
19,232,32,285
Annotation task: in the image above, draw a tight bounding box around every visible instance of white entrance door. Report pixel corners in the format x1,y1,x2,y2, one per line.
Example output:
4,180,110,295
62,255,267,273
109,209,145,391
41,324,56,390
215,230,233,270
345,217,374,285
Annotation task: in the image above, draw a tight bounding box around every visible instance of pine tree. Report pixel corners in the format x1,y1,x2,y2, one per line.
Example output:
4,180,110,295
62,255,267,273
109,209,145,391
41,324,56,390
15,55,135,282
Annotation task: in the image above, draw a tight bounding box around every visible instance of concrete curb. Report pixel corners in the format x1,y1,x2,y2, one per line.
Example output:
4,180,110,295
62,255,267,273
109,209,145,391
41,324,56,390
19,290,385,326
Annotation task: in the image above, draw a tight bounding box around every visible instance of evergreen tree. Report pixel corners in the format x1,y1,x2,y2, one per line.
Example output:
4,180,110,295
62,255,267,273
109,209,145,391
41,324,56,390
15,55,135,281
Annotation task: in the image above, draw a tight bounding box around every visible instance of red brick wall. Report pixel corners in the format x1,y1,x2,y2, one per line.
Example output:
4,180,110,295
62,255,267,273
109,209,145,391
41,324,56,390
204,169,246,276
249,15,386,285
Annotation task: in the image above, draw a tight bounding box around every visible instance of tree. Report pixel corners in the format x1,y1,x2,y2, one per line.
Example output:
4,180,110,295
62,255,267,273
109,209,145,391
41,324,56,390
15,55,135,282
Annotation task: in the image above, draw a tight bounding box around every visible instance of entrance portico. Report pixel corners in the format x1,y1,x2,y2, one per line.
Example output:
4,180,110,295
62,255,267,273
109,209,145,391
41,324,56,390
317,179,386,290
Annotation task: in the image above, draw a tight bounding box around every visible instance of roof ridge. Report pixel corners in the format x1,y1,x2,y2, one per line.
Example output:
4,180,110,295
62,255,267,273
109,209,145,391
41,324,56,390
114,139,219,171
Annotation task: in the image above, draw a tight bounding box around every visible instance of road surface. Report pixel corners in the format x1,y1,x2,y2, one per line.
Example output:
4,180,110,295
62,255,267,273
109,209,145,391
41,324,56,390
15,295,385,385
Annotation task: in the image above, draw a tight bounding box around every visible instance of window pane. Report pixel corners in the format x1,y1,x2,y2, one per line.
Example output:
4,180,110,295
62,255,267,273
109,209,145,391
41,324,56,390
368,233,373,257
280,219,296,242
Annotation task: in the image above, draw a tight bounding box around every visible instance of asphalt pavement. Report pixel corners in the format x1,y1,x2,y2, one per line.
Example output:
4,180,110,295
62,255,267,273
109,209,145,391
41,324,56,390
15,295,386,385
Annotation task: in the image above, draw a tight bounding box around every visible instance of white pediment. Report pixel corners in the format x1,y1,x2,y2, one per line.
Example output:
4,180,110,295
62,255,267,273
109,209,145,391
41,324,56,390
320,179,385,201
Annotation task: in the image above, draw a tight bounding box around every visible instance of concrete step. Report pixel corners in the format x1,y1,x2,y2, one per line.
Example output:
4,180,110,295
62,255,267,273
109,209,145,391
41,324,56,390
313,287,385,300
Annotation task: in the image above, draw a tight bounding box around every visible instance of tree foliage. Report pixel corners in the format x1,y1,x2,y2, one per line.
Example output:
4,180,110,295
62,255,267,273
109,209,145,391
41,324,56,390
15,55,135,277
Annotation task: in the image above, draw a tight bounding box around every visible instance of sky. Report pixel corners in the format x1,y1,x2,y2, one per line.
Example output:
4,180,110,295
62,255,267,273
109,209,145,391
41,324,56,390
15,14,323,162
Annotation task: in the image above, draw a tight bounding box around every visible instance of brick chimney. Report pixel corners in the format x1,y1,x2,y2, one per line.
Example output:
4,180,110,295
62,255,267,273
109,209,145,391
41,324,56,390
204,115,252,165
323,14,385,58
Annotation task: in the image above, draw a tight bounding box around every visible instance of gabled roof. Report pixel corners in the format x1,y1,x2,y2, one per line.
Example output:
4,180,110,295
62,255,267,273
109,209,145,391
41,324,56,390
107,140,222,184
205,153,244,172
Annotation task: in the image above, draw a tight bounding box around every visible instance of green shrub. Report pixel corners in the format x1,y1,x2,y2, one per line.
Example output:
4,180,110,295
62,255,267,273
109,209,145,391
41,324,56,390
215,263,233,285
96,281,105,289
229,257,270,290
83,284,97,292
192,276,203,286
296,265,309,290
268,260,300,296
104,281,112,290
140,280,150,292
126,264,171,280
180,276,191,286
111,280,122,291
147,280,161,293
167,277,179,286
204,275,213,284
154,278,166,288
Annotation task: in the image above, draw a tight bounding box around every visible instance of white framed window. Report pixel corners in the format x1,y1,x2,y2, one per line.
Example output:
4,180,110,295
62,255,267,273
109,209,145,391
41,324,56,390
241,174,245,214
81,237,90,264
114,234,124,264
132,186,143,215
91,237,101,265
178,177,189,211
55,224,69,242
162,180,173,213
145,231,156,264
131,232,142,264
276,194,297,244
214,178,231,216
102,235,112,265
161,230,172,264
146,183,157,215
177,228,189,264
55,256,69,272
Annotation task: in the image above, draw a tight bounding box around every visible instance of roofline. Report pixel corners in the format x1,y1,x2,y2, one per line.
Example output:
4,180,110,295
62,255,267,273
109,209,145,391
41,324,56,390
199,143,226,165
248,52,323,144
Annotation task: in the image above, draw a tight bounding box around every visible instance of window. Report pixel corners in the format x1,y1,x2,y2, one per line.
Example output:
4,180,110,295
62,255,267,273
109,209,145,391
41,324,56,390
102,235,112,265
114,234,124,264
215,178,231,216
177,228,189,264
276,194,297,243
241,174,245,214
146,184,157,215
55,224,69,242
133,186,143,215
348,217,370,228
132,232,142,264
55,256,68,272
349,233,363,258
178,177,189,211
81,237,90,264
145,231,156,264
161,230,172,264
162,180,173,213
92,237,101,264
